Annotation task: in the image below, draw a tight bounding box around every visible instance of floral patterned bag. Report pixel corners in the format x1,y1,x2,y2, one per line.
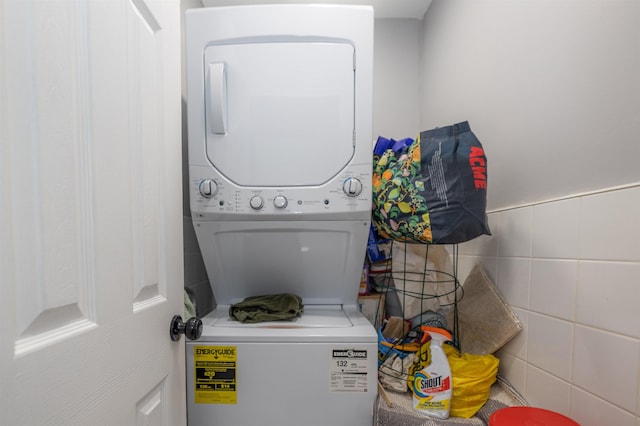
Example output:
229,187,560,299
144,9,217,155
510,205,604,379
372,121,490,244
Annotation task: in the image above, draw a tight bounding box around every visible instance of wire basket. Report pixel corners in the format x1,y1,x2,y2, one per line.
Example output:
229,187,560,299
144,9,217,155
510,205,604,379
371,241,463,389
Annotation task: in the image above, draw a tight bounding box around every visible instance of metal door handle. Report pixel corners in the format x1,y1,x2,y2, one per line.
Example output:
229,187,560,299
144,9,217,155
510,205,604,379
169,315,203,341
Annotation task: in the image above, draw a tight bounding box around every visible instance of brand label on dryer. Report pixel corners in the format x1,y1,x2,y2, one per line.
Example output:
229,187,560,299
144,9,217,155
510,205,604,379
194,345,237,404
329,348,369,393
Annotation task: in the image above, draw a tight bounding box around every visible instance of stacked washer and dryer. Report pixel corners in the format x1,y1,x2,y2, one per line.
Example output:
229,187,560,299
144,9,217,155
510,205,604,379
185,5,377,425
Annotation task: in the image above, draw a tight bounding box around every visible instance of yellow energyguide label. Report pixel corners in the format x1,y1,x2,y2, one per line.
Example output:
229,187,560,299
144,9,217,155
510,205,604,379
194,346,237,404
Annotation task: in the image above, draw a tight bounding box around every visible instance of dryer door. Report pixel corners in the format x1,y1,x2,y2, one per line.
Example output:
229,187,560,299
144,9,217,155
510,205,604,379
203,41,355,187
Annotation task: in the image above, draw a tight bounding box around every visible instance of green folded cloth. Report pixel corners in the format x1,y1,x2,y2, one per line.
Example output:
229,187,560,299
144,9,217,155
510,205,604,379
229,293,304,323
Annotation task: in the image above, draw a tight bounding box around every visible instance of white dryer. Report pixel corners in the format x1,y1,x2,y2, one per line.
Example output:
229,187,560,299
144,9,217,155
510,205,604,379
185,5,376,425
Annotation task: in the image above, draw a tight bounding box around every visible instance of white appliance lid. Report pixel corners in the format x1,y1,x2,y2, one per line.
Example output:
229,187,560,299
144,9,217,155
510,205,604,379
210,305,353,329
196,305,379,343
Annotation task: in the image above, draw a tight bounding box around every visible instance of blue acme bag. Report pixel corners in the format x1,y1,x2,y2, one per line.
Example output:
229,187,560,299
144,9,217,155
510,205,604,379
372,121,491,244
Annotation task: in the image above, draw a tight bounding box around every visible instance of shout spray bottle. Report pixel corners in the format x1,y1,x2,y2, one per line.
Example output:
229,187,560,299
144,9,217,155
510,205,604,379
411,326,453,419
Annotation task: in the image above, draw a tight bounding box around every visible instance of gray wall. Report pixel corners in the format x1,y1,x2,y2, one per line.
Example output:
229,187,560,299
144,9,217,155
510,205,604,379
373,19,422,140
420,0,640,211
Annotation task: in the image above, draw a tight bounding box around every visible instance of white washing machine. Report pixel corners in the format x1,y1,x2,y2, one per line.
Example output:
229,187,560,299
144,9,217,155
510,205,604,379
185,5,376,425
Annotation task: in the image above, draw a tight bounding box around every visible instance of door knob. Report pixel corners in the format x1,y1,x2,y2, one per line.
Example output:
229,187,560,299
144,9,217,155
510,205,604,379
170,315,203,341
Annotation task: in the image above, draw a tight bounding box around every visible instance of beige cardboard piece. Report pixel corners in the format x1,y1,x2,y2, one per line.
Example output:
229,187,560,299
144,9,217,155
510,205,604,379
447,263,522,355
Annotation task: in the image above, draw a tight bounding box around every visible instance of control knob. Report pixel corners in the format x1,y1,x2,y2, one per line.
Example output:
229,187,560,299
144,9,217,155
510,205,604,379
249,195,264,210
199,179,218,198
273,195,288,209
342,177,363,197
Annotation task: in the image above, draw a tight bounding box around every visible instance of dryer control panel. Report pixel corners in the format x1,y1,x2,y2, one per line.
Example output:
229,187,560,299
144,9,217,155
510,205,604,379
190,163,371,220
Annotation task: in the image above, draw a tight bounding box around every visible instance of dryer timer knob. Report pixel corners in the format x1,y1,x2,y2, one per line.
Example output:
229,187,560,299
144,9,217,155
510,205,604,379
342,177,363,197
199,179,218,198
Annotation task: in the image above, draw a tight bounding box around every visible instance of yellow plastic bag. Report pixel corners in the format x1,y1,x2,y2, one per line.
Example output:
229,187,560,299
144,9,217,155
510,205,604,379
444,344,499,418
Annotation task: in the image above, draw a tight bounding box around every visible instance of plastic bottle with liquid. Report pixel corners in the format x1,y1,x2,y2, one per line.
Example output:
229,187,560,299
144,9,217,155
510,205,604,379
411,326,453,419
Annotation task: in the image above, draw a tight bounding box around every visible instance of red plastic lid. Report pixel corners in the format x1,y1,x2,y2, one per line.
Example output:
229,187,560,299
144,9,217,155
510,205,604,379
490,407,580,425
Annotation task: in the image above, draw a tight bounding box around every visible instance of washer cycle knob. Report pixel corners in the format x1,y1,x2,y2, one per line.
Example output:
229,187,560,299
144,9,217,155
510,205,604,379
249,195,264,210
342,177,363,197
198,179,218,198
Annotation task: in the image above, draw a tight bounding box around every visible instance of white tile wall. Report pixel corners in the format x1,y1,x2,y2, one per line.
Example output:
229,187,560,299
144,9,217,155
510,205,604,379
532,198,580,259
527,313,573,381
496,257,531,309
571,387,637,426
498,207,533,258
525,365,572,416
579,187,640,262
573,326,639,413
530,259,577,321
500,306,528,361
576,261,640,339
458,185,640,423
495,351,526,393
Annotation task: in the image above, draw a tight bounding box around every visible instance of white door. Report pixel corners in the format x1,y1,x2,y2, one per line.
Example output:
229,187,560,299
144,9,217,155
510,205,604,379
0,0,184,425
